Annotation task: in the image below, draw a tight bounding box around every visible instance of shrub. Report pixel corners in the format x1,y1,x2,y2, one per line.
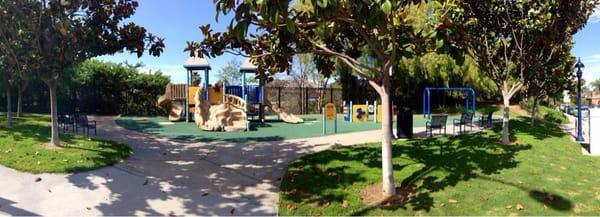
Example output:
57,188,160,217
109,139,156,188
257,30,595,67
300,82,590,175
66,60,169,116
543,109,568,124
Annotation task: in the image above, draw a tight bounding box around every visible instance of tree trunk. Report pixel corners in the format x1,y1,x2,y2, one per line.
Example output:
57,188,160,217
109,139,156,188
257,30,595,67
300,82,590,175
5,86,12,126
530,97,538,126
47,79,60,147
17,87,23,117
380,88,395,197
501,94,511,145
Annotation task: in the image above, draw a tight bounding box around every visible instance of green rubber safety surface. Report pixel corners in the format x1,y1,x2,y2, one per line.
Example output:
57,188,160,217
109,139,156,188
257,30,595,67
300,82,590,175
115,114,457,142
116,105,504,142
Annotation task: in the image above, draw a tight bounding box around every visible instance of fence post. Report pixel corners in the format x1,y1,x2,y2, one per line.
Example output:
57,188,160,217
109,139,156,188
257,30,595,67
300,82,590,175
298,87,303,114
305,88,309,114
278,86,281,109
330,87,333,103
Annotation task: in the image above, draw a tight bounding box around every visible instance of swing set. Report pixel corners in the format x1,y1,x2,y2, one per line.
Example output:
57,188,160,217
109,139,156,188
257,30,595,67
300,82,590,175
422,87,476,118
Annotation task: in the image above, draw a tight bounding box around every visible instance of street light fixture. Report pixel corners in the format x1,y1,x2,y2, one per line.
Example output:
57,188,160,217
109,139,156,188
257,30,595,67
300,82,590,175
575,58,585,142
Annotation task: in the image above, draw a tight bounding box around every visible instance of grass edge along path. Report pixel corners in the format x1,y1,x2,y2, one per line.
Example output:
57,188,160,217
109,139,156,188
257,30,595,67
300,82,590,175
0,114,131,174
278,116,599,216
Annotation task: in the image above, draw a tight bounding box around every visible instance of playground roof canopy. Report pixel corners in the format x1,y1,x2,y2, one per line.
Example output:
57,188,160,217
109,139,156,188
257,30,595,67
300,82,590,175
184,53,211,70
240,58,257,72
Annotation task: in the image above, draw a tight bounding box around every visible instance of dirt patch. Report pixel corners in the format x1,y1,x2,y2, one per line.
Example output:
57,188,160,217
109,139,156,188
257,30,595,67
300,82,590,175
509,105,529,116
40,143,64,150
359,182,414,206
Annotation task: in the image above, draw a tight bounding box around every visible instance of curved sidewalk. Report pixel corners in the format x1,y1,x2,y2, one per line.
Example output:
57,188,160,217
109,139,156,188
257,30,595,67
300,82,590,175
0,116,384,216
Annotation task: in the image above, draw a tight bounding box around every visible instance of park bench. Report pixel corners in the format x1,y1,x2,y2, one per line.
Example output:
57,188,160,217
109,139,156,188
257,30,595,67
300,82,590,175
74,113,96,136
426,114,448,137
58,113,75,133
453,112,474,134
479,111,493,128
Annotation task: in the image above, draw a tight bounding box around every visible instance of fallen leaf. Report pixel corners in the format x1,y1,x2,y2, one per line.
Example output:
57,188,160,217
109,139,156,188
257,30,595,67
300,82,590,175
448,199,458,203
35,177,42,182
230,208,235,214
286,204,297,211
505,205,513,209
341,200,349,208
481,193,489,201
201,192,209,197
544,204,548,210
516,203,524,210
289,188,297,195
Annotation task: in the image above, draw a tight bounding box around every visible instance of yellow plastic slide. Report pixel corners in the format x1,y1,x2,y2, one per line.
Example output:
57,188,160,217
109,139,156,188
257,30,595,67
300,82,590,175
263,98,304,124
157,84,183,121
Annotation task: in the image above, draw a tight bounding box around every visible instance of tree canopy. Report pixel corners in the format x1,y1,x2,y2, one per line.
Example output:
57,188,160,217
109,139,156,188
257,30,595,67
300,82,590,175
190,0,458,199
0,0,165,146
447,0,598,144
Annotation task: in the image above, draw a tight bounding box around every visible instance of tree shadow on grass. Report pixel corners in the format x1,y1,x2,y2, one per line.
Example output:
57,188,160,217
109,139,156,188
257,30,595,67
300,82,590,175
491,116,566,142
351,118,572,215
476,175,572,211
352,130,532,214
1,116,131,173
280,118,575,215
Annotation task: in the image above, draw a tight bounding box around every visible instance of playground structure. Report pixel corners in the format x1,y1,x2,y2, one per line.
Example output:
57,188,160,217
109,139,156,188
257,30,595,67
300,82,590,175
422,87,476,118
342,100,382,123
157,55,303,132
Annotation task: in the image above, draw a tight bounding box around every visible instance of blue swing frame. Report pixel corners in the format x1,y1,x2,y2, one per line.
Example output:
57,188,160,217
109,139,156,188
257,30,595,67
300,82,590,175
422,87,476,118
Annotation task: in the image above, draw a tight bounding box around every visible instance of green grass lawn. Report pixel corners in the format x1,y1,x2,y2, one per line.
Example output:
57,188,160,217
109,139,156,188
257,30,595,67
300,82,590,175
0,114,131,173
279,116,598,216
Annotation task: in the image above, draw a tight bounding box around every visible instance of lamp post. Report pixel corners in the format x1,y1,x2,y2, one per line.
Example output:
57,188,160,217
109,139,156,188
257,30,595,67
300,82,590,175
575,58,585,142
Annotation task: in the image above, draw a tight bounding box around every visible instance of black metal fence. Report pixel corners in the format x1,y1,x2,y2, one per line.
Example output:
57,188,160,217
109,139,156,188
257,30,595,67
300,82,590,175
0,79,167,116
265,86,343,115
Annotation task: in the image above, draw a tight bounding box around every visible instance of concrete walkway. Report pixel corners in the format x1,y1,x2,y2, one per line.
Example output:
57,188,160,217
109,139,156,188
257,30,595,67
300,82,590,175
0,116,485,216
0,116,387,216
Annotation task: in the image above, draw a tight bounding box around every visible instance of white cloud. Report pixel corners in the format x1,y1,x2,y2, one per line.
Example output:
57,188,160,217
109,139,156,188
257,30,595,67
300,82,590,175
590,5,600,23
581,64,600,83
586,54,600,63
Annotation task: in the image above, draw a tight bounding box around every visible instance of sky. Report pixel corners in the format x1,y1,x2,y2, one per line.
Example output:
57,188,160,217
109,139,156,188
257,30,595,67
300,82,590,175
98,2,600,86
